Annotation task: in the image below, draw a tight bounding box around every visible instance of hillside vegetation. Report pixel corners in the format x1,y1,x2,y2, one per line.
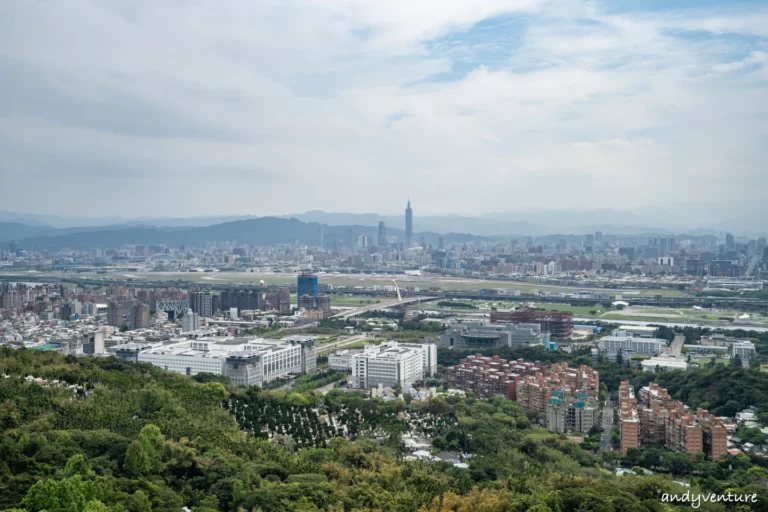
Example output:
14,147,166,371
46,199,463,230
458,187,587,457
1,347,766,511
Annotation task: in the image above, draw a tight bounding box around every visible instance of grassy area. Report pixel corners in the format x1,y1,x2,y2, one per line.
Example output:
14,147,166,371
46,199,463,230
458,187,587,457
530,303,606,316
691,358,730,366
600,313,685,322
331,296,396,307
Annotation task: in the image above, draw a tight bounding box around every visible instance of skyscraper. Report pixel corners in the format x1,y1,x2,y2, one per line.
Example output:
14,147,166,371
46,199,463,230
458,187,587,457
378,221,387,248
405,199,413,247
725,233,734,251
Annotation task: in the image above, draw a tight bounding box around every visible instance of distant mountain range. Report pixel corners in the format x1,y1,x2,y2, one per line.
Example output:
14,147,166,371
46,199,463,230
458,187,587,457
1,204,764,250
0,218,485,250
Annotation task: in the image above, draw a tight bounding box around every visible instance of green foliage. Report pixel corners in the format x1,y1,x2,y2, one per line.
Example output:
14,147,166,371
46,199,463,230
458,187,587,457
22,475,94,512
634,364,768,417
3,346,768,511
124,440,152,477
437,301,477,309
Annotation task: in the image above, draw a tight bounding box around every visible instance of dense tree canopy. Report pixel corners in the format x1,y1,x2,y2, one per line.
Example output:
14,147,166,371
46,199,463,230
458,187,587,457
1,346,766,511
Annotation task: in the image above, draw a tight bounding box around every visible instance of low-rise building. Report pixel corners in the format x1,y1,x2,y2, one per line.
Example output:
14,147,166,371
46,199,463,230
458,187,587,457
731,341,756,366
598,330,665,359
328,348,362,371
136,336,316,387
641,356,688,373
618,325,659,338
439,322,548,350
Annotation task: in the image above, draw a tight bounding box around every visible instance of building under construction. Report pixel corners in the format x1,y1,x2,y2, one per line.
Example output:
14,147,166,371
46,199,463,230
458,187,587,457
490,308,574,339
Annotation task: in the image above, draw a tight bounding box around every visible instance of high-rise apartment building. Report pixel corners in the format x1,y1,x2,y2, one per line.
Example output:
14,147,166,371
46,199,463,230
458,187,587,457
107,300,150,330
130,302,150,329
316,294,331,316
622,382,728,460
378,221,387,248
446,356,599,434
188,289,213,318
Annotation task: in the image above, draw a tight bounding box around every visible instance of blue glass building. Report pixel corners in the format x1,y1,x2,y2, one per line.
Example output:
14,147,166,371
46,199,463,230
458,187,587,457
297,272,318,308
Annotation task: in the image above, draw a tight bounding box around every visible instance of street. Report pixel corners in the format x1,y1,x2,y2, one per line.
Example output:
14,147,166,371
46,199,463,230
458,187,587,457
670,334,685,356
316,334,370,354
600,397,614,453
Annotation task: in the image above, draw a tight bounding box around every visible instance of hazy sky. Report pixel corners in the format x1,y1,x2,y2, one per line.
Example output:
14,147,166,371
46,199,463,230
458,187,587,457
2,1,767,217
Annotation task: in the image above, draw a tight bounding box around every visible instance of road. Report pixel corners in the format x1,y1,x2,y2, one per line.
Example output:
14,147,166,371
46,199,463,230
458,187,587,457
600,397,614,453
574,317,768,333
670,335,685,356
316,334,370,354
330,296,438,319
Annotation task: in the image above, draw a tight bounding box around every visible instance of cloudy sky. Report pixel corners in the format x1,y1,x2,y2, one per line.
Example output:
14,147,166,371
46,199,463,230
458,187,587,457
2,0,767,218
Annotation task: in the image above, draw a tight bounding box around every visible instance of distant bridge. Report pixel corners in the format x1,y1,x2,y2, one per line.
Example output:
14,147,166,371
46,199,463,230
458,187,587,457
330,296,438,319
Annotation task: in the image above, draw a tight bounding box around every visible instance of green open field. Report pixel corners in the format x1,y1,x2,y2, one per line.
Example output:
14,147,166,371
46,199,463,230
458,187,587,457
431,297,768,327
331,296,396,307
2,270,689,297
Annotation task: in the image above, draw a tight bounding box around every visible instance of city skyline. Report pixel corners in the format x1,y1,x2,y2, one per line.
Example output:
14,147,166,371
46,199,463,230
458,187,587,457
2,1,768,217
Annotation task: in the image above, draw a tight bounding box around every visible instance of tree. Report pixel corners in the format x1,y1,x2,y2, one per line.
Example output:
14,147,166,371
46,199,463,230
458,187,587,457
22,476,90,512
83,501,111,512
129,490,152,512
124,440,152,477
64,454,95,478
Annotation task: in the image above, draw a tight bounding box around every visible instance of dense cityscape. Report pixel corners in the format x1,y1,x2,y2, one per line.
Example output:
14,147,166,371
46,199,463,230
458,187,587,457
2,200,768,511
4,0,768,510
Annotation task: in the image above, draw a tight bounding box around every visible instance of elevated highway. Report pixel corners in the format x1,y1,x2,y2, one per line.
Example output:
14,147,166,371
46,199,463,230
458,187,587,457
330,296,438,319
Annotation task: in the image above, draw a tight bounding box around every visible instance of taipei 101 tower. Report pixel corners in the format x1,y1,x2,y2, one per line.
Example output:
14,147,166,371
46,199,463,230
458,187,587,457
405,199,413,247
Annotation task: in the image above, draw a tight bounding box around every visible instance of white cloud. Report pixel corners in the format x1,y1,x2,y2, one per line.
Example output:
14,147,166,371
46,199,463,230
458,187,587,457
713,51,768,73
1,0,767,216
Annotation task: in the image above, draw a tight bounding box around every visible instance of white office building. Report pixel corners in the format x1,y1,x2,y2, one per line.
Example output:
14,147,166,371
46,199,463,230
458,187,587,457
397,342,438,377
351,341,434,389
598,330,664,356
640,356,688,373
181,309,201,333
731,341,756,365
137,336,316,387
617,326,659,338
328,349,362,371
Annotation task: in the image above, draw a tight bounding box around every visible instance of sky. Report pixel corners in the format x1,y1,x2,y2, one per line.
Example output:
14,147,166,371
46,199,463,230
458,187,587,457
1,0,767,218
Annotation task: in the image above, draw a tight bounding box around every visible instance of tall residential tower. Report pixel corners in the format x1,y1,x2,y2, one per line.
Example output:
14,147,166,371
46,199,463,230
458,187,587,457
377,221,387,248
405,199,413,247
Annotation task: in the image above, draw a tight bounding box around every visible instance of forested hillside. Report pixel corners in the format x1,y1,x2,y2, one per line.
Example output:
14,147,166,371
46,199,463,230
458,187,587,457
0,347,765,511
